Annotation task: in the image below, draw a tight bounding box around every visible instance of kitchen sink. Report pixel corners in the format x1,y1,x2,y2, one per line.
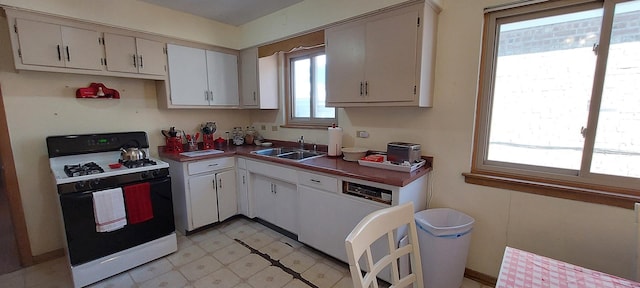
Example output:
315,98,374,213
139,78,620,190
251,147,326,161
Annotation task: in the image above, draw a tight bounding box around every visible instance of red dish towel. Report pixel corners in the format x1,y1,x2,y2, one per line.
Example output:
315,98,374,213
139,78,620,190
123,182,154,224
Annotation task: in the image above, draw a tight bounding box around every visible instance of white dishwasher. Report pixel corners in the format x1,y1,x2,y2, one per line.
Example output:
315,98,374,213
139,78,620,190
298,173,393,281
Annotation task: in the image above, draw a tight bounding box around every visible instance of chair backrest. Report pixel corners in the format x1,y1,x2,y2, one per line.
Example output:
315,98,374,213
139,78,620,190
345,202,424,288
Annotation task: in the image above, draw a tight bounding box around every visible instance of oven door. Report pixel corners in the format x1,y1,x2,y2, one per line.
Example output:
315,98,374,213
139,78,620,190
59,177,175,266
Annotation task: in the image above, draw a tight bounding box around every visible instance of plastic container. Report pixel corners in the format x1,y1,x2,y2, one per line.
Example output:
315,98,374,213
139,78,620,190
414,208,474,288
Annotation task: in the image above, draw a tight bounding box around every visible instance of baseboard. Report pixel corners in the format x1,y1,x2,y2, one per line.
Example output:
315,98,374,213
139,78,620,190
32,248,64,265
465,268,497,287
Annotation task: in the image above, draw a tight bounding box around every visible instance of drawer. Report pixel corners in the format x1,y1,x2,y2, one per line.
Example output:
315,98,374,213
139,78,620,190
298,171,338,193
246,160,297,183
187,157,234,175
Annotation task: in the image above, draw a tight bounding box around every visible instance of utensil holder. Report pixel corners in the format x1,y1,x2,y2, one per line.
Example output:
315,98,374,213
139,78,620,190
164,137,183,153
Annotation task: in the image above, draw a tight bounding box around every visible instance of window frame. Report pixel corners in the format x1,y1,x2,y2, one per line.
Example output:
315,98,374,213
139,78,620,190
466,0,640,209
284,46,336,128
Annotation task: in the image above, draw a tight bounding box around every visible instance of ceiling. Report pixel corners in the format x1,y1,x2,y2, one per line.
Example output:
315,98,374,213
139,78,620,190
139,0,304,26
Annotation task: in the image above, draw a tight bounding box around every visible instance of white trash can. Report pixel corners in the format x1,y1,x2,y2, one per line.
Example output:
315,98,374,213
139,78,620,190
415,208,474,288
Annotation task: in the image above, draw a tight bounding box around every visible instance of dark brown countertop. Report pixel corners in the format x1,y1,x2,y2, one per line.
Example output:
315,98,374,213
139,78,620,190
158,142,432,187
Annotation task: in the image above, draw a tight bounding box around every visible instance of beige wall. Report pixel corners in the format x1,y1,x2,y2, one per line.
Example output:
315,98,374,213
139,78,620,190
0,0,636,281
244,0,638,281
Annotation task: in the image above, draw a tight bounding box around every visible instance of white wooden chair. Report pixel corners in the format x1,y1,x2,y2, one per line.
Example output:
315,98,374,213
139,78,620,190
345,202,424,288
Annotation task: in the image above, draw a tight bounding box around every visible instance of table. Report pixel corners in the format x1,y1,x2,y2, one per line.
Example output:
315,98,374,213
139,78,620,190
497,247,640,287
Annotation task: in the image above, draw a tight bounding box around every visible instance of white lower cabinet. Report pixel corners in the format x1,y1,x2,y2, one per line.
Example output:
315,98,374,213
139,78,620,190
252,174,298,235
236,158,250,216
246,160,299,235
162,157,237,234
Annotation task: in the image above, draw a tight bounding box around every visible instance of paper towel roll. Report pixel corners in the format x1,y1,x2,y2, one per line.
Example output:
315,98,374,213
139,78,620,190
328,126,343,156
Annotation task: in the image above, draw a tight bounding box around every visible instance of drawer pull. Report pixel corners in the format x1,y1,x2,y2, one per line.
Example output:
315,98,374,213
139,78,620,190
208,164,218,167
310,179,321,183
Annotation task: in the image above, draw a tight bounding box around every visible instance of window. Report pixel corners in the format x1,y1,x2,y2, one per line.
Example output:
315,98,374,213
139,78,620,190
468,0,640,206
285,47,336,127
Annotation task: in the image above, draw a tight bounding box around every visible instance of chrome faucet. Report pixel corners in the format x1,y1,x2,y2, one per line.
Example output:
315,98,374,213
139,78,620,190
298,136,304,149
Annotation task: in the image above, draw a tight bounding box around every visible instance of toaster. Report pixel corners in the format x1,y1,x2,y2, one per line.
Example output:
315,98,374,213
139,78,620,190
387,142,421,164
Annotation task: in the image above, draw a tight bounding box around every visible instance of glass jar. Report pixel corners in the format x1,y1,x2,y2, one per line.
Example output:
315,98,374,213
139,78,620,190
232,127,245,145
244,126,256,145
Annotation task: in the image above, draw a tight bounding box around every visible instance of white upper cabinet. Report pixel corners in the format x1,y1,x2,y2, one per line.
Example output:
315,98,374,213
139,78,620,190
15,18,101,70
326,3,439,107
240,47,259,107
6,8,168,80
239,47,278,109
206,50,239,106
103,33,166,76
166,44,239,108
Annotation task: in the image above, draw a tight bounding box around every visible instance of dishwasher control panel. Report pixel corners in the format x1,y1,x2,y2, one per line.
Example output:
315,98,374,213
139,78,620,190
343,181,392,205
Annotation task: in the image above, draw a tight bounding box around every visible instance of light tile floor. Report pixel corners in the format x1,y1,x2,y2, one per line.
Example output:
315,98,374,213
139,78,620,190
0,217,493,288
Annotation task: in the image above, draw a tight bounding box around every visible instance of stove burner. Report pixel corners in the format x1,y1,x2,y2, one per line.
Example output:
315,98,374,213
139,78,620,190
118,158,157,168
64,162,105,177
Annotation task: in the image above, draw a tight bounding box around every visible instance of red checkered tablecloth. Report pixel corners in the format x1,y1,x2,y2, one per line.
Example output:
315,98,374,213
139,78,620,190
496,247,640,288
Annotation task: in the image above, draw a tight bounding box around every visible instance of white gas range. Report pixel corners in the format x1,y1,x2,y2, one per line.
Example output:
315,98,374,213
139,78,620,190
47,131,177,288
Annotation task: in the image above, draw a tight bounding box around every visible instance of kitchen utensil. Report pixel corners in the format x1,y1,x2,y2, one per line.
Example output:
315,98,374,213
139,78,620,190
201,122,217,135
161,127,179,138
120,147,147,161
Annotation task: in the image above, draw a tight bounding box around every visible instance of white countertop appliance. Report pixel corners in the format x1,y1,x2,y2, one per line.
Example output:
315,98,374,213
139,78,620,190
47,131,177,288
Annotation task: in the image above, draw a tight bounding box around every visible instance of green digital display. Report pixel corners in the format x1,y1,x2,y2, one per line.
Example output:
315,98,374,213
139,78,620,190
98,138,108,144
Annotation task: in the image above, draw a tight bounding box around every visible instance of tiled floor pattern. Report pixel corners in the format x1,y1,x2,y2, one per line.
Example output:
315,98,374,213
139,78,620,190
0,217,494,288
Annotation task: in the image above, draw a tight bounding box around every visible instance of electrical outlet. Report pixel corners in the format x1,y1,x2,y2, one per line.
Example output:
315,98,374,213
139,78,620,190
271,126,278,131
357,131,369,138
261,125,266,130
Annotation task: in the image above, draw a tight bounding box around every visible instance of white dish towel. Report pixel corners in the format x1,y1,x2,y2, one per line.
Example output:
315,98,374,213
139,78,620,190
93,188,127,232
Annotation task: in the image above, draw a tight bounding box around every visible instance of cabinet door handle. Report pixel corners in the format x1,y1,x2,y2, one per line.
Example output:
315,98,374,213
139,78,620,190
253,92,256,101
365,81,369,95
57,45,62,61
208,163,218,167
359,82,363,96
310,179,321,184
273,184,277,194
219,179,223,189
133,55,137,67
66,46,70,61
205,90,209,100
242,175,246,184
139,55,144,68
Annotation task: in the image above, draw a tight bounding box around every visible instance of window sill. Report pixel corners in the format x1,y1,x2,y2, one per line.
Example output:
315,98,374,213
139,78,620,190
463,172,640,209
280,124,330,130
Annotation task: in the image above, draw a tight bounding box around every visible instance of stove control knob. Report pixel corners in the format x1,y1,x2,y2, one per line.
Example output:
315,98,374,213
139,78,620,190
91,179,101,189
141,171,149,179
75,182,87,191
151,170,160,177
